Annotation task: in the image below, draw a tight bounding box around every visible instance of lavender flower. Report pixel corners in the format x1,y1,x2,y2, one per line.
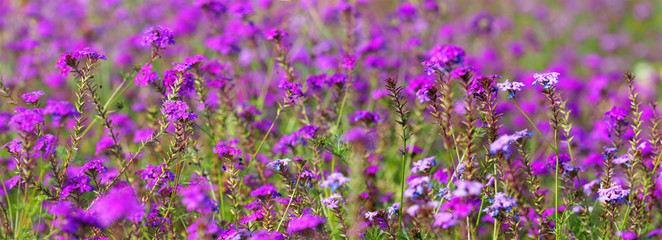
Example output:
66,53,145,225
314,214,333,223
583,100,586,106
597,185,630,205
55,48,106,77
321,193,343,209
89,186,145,227
483,192,517,217
135,63,158,87
452,180,483,197
496,80,524,98
433,212,458,229
404,176,430,199
531,72,560,89
489,129,532,154
364,211,378,221
265,158,292,171
411,156,437,173
161,100,197,121
9,107,44,133
320,172,351,192
21,90,44,103
143,26,175,49
286,215,325,235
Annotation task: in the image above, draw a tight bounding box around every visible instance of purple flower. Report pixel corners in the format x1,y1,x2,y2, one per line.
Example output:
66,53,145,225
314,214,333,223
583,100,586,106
342,55,357,69
489,129,532,154
483,192,517,217
133,128,154,143
613,154,632,166
452,180,483,197
161,100,196,121
286,215,325,235
532,72,560,89
138,164,174,192
341,127,379,152
251,184,278,198
320,172,351,192
33,134,57,155
21,90,44,103
60,176,94,200
404,176,430,199
279,80,305,104
265,158,292,171
43,100,78,125
55,48,106,77
89,186,145,227
179,180,216,214
411,156,437,173
80,159,108,174
416,84,434,103
213,141,243,159
135,63,158,87
427,44,465,66
249,230,286,240
321,193,343,209
1,139,23,154
265,28,287,41
143,26,175,49
598,185,630,205
433,212,458,229
496,80,525,98
364,211,378,221
9,107,43,133
352,110,383,125
186,217,220,240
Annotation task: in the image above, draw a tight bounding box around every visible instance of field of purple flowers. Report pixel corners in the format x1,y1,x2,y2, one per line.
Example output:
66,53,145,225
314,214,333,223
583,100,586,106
1,0,662,239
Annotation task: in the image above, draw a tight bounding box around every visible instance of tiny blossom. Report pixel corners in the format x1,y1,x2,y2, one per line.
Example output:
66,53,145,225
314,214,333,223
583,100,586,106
598,185,630,205
411,156,437,173
342,55,357,69
1,139,22,154
613,154,632,165
161,100,196,121
453,180,483,197
8,107,44,133
135,64,158,87
496,80,525,98
43,100,78,124
250,185,277,198
321,193,342,209
143,26,175,49
265,158,292,171
532,72,560,89
427,44,465,66
364,211,378,221
21,90,44,103
213,142,243,159
279,80,305,104
34,134,57,155
180,181,216,213
286,215,325,235
264,28,287,40
433,212,458,229
489,129,532,154
416,85,434,103
89,186,145,227
436,187,451,200
80,159,108,174
404,176,430,199
483,192,517,217
352,110,382,125
320,172,351,192
55,48,106,77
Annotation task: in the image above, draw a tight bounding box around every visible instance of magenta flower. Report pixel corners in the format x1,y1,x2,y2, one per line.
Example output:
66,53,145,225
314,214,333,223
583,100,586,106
286,215,325,235
21,90,44,103
142,26,175,49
